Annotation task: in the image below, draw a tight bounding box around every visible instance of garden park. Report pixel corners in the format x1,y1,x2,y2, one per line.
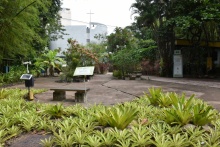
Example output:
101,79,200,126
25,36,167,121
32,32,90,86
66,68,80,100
1,0,220,146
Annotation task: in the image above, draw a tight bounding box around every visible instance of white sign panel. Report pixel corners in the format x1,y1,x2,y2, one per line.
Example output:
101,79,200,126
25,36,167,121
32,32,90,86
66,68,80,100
73,66,95,76
173,55,183,77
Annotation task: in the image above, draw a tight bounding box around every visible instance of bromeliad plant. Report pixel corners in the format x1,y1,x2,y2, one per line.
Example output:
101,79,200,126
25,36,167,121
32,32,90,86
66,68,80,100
161,92,217,126
162,106,192,126
43,103,67,119
94,104,139,130
191,102,217,126
1,87,220,146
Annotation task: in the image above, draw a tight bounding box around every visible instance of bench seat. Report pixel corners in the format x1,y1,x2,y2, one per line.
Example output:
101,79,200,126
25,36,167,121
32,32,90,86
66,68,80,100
50,88,90,102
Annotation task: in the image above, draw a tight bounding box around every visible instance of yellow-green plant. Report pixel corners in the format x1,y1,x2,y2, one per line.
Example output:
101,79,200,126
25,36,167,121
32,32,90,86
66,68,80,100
56,119,76,135
109,128,131,146
92,105,109,126
0,129,9,145
44,103,66,119
0,89,11,99
145,87,162,106
167,133,191,147
36,118,51,131
184,126,205,146
151,132,171,147
53,130,75,146
74,118,96,133
21,114,39,132
6,125,22,138
40,136,54,147
95,131,116,146
103,105,139,129
130,125,152,146
192,103,217,126
162,94,194,126
150,123,169,135
203,129,220,147
71,128,87,145
85,134,103,147
158,92,173,107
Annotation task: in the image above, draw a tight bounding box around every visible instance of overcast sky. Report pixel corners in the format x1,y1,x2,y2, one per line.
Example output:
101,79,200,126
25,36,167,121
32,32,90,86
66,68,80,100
61,0,137,34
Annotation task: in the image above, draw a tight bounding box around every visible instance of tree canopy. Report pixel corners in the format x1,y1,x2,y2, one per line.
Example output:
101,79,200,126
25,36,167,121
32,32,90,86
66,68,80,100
130,0,220,76
0,0,63,64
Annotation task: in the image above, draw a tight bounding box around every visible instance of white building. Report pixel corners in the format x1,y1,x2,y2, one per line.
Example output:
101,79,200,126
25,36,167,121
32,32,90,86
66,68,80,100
50,8,108,56
59,8,71,25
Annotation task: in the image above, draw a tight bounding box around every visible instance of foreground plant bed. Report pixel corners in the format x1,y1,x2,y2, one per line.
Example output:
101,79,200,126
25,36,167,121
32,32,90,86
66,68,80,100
1,88,220,146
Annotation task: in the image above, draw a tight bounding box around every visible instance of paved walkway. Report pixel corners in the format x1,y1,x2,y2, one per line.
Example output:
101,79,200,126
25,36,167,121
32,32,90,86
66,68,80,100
10,73,220,111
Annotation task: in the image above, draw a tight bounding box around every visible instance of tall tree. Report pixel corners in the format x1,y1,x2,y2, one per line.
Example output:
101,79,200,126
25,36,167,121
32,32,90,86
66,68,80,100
131,0,220,77
131,0,176,76
0,0,63,64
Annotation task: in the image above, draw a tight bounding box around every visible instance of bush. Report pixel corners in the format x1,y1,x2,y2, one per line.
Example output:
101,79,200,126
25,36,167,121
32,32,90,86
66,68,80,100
113,70,122,79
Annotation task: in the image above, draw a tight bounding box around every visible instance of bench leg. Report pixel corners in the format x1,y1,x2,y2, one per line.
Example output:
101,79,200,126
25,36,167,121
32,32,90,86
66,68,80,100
53,91,66,101
75,92,85,103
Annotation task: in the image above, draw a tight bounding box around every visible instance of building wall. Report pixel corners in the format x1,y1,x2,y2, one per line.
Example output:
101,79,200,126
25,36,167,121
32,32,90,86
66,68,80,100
59,8,71,26
49,23,107,56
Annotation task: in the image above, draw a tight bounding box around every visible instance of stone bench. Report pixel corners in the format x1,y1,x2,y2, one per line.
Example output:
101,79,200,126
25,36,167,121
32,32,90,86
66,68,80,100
128,72,142,80
50,88,90,102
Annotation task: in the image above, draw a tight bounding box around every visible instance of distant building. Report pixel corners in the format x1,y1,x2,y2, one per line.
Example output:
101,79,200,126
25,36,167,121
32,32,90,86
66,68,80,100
50,23,107,56
59,8,71,25
50,8,108,56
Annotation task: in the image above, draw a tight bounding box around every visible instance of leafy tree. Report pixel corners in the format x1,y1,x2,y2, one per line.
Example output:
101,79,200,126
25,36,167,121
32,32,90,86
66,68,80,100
107,27,139,78
0,0,40,63
0,0,63,64
107,27,138,53
131,0,220,77
87,42,110,74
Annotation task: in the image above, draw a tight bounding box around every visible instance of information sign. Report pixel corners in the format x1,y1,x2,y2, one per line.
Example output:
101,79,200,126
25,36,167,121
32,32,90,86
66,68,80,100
73,66,95,76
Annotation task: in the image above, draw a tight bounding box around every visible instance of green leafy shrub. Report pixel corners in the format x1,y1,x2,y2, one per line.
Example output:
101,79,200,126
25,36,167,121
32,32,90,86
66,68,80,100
113,70,122,79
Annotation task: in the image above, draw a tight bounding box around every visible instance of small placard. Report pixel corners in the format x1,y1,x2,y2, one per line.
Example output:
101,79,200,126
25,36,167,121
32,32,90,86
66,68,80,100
20,74,32,80
73,66,95,76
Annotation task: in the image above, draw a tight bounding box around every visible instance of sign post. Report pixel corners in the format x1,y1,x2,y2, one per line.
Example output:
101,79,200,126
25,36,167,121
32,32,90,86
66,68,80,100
173,50,183,78
73,66,94,103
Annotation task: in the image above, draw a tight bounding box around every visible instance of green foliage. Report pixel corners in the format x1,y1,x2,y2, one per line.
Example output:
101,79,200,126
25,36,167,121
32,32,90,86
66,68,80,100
130,125,152,146
203,129,220,147
0,0,63,63
44,103,66,119
53,130,76,146
0,87,220,146
35,49,65,76
162,95,194,126
107,27,138,53
102,105,139,129
192,103,217,126
0,89,11,99
112,48,141,74
95,131,116,146
113,70,122,79
85,134,103,147
0,65,26,86
144,87,163,106
40,136,54,147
